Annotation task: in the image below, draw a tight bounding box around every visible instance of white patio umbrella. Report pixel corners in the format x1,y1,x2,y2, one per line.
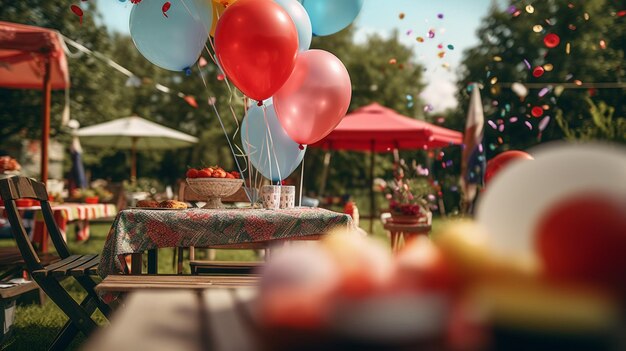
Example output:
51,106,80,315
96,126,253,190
76,116,198,180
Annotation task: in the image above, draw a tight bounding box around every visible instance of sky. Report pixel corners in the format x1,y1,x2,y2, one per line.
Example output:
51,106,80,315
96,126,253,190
96,0,496,112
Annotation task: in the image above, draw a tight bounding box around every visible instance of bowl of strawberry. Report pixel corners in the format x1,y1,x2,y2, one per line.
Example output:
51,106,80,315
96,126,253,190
186,166,243,209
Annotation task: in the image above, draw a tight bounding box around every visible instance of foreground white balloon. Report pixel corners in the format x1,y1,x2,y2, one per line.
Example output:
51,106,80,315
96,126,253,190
476,143,626,261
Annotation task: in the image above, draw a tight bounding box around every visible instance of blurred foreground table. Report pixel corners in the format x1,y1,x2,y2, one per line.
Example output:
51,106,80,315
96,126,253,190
85,288,260,351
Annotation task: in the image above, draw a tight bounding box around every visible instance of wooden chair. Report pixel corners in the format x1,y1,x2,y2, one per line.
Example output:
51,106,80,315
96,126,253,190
0,177,111,350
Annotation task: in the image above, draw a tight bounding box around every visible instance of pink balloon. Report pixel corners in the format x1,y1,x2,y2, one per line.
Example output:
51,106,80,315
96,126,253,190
274,49,352,145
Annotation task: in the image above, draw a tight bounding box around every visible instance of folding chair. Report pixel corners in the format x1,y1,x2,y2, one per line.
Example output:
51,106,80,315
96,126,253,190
0,177,111,350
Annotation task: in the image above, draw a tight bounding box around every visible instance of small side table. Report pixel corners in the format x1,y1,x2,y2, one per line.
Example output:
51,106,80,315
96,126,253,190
383,220,431,252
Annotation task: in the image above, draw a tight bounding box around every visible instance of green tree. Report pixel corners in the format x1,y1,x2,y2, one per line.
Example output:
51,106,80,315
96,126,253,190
456,0,625,157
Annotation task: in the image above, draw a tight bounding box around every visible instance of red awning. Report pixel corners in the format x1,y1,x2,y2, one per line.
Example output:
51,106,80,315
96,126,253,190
313,103,463,152
0,21,69,90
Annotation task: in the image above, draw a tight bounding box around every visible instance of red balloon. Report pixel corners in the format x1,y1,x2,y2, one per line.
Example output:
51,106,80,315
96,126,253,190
214,0,299,102
532,66,544,78
531,106,544,118
536,194,626,292
484,150,533,185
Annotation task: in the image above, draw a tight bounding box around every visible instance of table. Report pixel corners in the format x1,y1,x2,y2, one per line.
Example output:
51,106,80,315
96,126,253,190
99,207,353,278
84,288,260,351
384,220,431,252
1,203,118,252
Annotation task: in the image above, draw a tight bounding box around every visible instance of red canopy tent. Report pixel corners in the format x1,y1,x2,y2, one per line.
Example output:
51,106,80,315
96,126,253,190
0,21,70,182
313,103,463,232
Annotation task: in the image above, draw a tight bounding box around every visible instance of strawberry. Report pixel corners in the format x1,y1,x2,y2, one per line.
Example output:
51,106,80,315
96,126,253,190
186,168,199,178
197,170,212,178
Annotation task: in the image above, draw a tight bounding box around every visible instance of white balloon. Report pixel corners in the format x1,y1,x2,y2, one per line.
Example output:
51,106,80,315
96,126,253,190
476,143,626,261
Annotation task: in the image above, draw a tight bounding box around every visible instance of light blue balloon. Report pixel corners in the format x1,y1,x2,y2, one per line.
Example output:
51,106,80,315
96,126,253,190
130,0,212,71
274,0,312,52
301,0,363,36
241,100,306,182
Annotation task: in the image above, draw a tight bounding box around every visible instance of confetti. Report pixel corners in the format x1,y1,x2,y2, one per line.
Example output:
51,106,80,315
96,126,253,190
574,80,583,86
70,5,84,24
416,37,424,43
543,63,554,71
533,25,543,32
447,44,454,50
510,117,518,123
497,137,504,144
399,12,405,20
490,77,498,84
525,5,535,13
543,33,560,48
566,42,571,54
532,66,545,77
539,116,551,131
617,10,626,17
531,106,544,117
525,121,533,130
217,73,225,81
507,5,517,14
437,13,444,19
130,0,142,3
493,56,503,62
423,104,434,112
488,120,497,129
498,124,505,132
437,44,443,49
568,24,577,31
406,29,413,36
388,58,397,64
428,29,435,38
538,87,551,97
583,12,590,20
438,51,445,58
162,1,171,17
599,40,607,49
523,59,531,69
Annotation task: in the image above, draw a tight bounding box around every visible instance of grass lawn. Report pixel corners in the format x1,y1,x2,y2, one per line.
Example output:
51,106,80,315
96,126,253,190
0,217,443,350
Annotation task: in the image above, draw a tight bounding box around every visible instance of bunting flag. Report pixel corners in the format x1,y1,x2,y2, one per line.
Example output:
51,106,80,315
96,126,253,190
460,83,485,211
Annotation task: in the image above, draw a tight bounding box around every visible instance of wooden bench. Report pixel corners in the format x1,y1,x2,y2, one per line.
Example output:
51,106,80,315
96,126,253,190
96,275,260,295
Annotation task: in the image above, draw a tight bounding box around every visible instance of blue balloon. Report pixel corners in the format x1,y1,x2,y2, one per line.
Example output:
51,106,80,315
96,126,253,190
130,0,212,71
274,0,312,52
241,100,306,182
301,0,363,36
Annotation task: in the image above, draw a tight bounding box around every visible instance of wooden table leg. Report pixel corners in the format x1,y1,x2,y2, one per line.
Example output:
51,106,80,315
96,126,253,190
390,231,401,253
130,253,142,275
147,249,158,274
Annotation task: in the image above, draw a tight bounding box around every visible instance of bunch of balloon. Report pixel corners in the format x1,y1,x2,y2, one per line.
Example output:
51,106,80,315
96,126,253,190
129,0,213,71
213,0,362,182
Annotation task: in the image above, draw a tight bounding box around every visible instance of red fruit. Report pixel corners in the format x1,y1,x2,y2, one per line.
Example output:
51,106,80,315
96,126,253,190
231,171,240,178
225,173,235,179
186,169,199,178
536,194,626,292
197,170,212,178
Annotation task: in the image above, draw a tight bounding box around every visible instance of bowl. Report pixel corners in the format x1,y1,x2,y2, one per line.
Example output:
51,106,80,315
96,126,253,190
186,178,244,209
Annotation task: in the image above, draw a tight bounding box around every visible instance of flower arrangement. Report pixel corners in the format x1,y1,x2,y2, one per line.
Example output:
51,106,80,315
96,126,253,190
376,159,433,218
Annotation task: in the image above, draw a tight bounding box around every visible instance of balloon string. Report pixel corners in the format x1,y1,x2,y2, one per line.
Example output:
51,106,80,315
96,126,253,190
262,105,283,183
195,62,252,203
299,157,304,207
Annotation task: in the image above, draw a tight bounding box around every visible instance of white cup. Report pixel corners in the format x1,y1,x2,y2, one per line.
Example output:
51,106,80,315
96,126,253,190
280,186,296,209
261,185,281,210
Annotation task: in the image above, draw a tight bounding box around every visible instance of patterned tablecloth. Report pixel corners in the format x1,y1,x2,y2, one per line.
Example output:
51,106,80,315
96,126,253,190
2,203,118,251
99,207,353,278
